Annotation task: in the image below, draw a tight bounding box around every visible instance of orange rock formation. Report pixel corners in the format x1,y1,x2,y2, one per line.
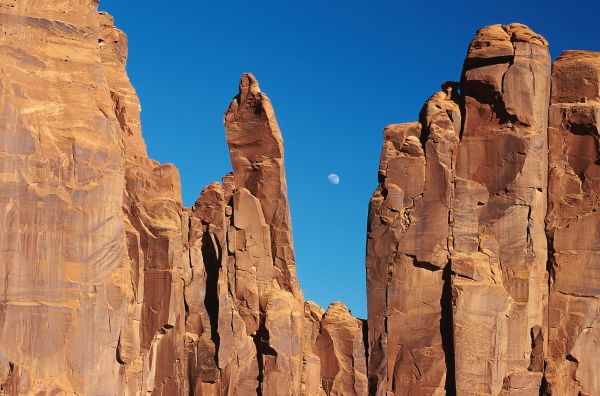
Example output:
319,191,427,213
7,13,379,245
0,2,597,395
367,24,599,396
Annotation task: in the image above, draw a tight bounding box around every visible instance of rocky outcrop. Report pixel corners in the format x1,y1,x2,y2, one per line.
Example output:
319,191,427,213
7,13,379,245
0,2,366,395
1,2,599,395
302,302,368,396
453,23,551,395
182,74,369,396
223,74,305,395
367,23,599,396
317,303,368,395
0,2,186,394
184,73,307,395
366,88,460,395
545,50,600,396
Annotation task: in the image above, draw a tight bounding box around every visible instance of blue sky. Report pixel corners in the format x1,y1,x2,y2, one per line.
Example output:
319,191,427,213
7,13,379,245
100,0,600,318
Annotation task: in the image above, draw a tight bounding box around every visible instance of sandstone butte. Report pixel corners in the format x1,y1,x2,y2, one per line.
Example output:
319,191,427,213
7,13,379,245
0,1,597,395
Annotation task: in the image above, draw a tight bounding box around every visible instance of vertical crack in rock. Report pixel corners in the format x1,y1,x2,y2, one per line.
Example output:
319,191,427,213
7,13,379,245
201,230,221,352
440,264,456,395
185,182,224,394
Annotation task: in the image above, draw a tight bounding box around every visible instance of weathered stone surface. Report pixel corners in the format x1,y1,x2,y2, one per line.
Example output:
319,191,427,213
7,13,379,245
545,50,600,396
0,3,369,391
302,302,327,396
364,23,600,396
181,75,372,396
219,73,306,395
301,302,368,396
366,89,460,395
3,4,600,395
0,2,187,394
316,302,368,395
452,23,551,396
103,12,188,394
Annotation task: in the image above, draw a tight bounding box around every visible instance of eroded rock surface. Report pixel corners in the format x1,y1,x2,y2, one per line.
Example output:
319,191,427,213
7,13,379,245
545,50,600,396
366,89,460,395
0,2,186,394
367,23,599,396
453,23,551,396
302,302,368,396
0,2,368,394
183,74,307,395
1,3,599,395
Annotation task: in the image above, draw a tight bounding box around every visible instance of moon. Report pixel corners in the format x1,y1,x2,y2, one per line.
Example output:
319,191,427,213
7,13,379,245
328,173,340,185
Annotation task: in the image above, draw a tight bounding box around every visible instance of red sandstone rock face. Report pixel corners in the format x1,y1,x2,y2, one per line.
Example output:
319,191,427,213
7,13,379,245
546,50,600,396
182,76,370,395
366,89,460,395
0,2,180,393
1,3,599,395
302,302,328,396
453,23,551,395
367,23,598,396
316,302,368,395
0,2,367,394
182,74,369,396
220,74,306,395
302,302,368,396
0,3,189,393
185,74,304,395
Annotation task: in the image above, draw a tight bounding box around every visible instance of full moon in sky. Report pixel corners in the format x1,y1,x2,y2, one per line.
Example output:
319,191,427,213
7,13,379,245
328,173,340,185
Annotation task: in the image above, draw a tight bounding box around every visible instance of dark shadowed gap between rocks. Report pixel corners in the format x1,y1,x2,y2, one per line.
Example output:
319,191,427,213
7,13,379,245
253,313,278,396
201,231,221,354
441,264,456,395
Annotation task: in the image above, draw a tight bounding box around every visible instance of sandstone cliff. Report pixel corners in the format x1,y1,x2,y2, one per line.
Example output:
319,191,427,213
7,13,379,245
1,2,187,393
545,50,600,396
367,23,599,396
1,2,599,396
0,2,366,394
